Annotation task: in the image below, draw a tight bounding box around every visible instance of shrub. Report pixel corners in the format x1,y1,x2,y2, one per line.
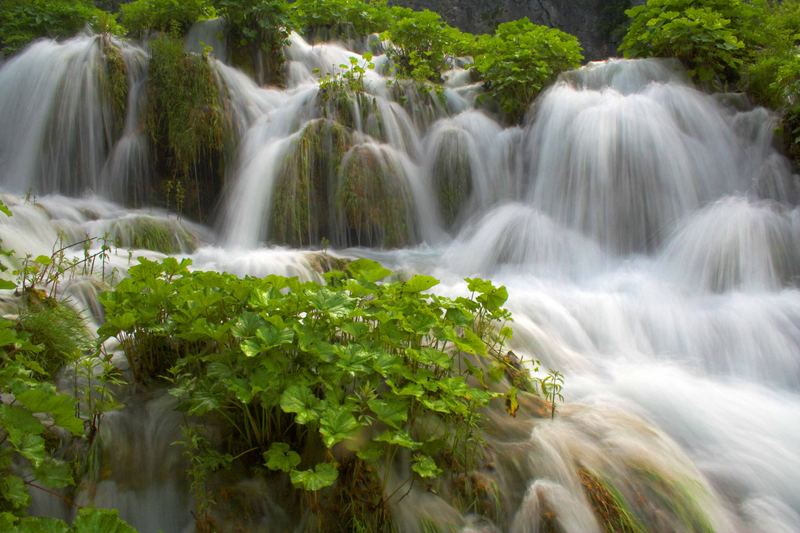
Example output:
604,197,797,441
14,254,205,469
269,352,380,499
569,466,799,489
0,0,122,55
120,0,216,37
290,0,389,40
469,18,583,123
383,7,455,82
99,257,535,528
619,0,766,86
214,0,291,85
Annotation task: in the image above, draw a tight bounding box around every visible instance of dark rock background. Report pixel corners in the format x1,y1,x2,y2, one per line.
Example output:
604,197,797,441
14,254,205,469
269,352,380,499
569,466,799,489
389,0,638,60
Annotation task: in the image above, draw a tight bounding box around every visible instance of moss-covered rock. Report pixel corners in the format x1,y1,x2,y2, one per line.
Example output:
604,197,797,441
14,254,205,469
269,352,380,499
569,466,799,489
108,216,199,254
270,119,354,247
429,127,473,228
334,144,413,248
146,35,227,222
99,37,129,139
579,469,647,533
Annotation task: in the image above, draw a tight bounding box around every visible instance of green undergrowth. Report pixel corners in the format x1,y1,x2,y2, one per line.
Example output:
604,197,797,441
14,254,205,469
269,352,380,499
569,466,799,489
120,0,216,37
632,466,715,533
146,34,227,221
579,469,647,533
0,0,123,56
98,256,536,530
0,201,135,532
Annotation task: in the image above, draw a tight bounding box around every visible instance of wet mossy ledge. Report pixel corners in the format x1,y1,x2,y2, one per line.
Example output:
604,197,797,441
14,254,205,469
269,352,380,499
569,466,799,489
145,35,228,223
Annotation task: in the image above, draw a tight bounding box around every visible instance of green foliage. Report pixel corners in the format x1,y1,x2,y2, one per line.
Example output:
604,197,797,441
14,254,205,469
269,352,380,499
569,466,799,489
745,1,800,159
0,0,122,55
383,7,455,82
469,18,583,123
98,256,530,526
290,0,389,40
215,0,291,85
120,0,216,37
318,53,375,96
0,507,136,533
619,0,765,86
146,35,225,220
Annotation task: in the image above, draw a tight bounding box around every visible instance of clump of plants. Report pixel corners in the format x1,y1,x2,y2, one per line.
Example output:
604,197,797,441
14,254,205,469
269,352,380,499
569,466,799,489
290,0,390,44
98,255,543,530
146,35,226,221
0,201,135,532
382,7,456,82
216,0,291,86
620,0,764,87
468,18,584,123
0,0,123,55
120,0,216,38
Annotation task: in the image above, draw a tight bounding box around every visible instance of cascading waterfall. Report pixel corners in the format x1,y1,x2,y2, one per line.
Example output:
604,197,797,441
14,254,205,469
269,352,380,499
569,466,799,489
1,26,799,533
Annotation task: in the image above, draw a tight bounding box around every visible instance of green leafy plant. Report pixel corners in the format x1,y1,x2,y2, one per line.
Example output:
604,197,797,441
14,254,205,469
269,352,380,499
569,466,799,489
318,53,375,98
540,369,565,419
383,7,455,82
468,18,583,123
619,0,766,87
0,0,123,55
215,0,291,85
120,0,216,37
98,257,543,528
290,0,390,41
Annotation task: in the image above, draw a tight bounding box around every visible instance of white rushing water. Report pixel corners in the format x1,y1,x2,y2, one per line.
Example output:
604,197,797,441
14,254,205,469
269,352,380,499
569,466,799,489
1,30,799,533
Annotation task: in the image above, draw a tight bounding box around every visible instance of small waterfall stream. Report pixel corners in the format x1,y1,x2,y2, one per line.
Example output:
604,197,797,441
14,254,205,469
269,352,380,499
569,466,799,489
0,30,798,533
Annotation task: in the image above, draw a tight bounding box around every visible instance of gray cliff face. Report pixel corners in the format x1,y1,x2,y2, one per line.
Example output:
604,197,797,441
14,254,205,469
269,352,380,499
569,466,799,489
390,0,635,60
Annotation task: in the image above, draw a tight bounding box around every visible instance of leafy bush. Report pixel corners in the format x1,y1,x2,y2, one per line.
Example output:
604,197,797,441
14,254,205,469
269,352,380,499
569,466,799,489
120,0,216,37
99,257,534,528
383,7,455,82
0,0,122,55
469,18,583,123
619,0,766,86
215,0,291,85
290,0,389,40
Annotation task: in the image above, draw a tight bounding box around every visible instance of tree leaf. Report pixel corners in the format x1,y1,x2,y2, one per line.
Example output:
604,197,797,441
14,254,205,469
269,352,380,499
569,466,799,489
263,442,301,473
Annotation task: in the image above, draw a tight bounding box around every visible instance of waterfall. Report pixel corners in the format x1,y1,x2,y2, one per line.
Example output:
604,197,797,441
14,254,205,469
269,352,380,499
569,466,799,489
1,26,799,533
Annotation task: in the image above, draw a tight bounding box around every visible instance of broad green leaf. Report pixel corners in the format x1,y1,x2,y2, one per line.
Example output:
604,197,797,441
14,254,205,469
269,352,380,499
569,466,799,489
72,508,137,533
0,279,15,290
280,385,319,425
263,442,301,473
411,454,443,479
15,516,70,533
375,430,421,450
403,275,439,293
34,458,73,488
290,462,339,491
16,388,83,435
367,398,408,429
347,258,391,283
255,323,294,348
0,474,30,511
319,405,361,448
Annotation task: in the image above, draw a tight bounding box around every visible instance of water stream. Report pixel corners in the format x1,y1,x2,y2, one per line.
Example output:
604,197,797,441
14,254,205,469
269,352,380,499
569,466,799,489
0,31,798,532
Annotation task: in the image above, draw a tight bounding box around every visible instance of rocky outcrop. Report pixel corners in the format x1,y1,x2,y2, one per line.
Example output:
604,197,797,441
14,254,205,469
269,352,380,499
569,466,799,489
390,0,635,60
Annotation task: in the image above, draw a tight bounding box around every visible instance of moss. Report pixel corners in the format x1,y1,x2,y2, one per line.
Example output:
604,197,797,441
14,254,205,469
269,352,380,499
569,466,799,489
579,469,647,533
334,145,413,248
108,216,199,254
632,466,715,533
270,119,353,247
146,35,227,221
388,80,448,130
430,128,473,228
100,37,129,139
